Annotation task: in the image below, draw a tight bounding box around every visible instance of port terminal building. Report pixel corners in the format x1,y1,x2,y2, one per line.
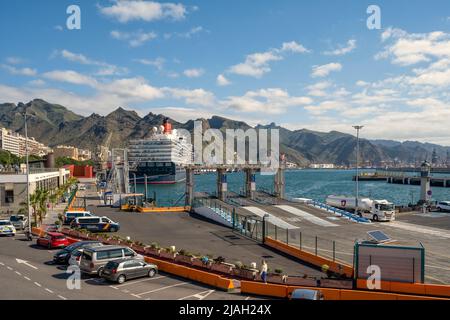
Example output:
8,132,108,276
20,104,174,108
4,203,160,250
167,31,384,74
0,168,70,214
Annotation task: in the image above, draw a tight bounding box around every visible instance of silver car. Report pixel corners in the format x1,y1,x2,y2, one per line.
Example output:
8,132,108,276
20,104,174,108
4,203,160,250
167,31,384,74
101,259,158,284
9,215,27,230
79,245,143,276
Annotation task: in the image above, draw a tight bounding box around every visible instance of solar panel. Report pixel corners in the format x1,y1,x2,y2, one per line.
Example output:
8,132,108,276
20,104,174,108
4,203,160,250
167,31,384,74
367,230,391,243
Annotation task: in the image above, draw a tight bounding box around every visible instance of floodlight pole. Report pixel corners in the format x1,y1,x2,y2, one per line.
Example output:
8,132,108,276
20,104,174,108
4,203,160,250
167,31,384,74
353,125,364,216
23,112,32,231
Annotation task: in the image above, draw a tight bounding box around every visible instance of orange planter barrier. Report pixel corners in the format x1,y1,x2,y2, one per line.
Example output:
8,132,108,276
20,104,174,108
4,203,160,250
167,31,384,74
137,206,191,213
144,256,234,291
356,279,450,298
242,281,449,300
241,281,288,298
264,237,354,277
31,227,46,237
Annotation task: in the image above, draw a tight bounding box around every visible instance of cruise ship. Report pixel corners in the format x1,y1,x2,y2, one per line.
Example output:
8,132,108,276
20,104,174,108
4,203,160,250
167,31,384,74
128,119,193,184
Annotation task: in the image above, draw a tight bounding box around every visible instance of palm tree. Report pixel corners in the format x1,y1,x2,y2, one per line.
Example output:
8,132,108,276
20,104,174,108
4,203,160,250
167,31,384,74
37,189,49,226
29,192,40,225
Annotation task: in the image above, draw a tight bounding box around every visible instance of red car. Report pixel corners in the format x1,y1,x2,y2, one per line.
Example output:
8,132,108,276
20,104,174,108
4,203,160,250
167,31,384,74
36,232,69,249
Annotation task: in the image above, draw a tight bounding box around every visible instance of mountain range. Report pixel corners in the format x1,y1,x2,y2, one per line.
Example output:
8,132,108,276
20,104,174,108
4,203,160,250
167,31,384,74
1,99,449,166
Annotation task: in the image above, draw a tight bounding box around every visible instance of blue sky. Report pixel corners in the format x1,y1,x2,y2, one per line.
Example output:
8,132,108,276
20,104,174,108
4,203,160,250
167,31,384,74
1,0,450,144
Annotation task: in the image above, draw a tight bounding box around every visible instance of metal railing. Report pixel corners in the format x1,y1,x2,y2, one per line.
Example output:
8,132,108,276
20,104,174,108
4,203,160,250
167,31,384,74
306,200,371,223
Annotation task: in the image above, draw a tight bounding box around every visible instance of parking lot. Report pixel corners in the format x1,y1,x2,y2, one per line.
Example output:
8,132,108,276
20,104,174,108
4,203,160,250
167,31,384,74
0,235,265,300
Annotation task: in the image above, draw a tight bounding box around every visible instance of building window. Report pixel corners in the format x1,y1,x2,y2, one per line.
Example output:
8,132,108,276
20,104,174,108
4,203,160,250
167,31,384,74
5,190,14,203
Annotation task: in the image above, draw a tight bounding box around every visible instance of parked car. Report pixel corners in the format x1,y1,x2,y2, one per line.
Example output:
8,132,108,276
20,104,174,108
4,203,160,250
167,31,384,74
70,216,120,233
36,232,69,249
0,220,16,236
436,201,450,212
79,245,143,276
53,241,103,264
289,289,324,300
63,211,92,225
101,259,158,284
9,215,27,230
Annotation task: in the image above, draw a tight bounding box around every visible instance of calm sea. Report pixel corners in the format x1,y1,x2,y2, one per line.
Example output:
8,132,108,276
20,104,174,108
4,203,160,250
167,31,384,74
134,169,450,206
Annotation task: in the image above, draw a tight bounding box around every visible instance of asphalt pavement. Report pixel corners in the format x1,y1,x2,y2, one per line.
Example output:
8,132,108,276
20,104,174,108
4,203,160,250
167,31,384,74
0,235,265,300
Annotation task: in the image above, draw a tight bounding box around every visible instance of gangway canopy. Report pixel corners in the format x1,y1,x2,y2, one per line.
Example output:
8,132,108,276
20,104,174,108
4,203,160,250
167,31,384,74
367,230,391,243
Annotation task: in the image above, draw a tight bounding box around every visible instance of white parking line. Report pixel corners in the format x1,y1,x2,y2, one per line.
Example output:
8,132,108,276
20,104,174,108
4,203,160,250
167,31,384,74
178,289,215,300
45,288,54,294
136,281,190,297
15,271,22,276
58,295,67,300
24,276,31,281
110,275,166,289
6,266,13,270
34,282,42,287
0,262,4,266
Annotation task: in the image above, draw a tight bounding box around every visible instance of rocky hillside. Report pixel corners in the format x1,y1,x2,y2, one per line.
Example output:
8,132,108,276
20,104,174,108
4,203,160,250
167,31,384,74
1,99,448,166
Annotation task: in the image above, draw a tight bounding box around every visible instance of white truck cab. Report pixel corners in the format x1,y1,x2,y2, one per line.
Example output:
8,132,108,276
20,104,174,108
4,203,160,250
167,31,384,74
325,196,395,222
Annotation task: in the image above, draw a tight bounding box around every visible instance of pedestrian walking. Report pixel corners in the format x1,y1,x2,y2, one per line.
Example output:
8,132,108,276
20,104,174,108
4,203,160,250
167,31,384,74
260,260,268,283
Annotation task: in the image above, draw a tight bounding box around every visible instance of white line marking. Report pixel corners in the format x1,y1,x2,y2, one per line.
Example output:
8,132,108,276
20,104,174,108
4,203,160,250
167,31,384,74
110,275,166,288
24,276,31,281
275,205,339,227
16,258,38,270
45,288,54,294
7,266,13,270
0,262,4,266
425,264,450,271
122,289,130,293
58,295,67,300
242,206,298,229
178,289,215,300
385,221,450,239
15,271,22,276
34,282,41,287
135,281,190,297
245,296,251,300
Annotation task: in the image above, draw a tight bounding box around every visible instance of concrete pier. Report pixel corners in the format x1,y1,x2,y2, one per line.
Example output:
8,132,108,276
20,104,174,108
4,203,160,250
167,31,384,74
244,168,256,200
217,168,228,201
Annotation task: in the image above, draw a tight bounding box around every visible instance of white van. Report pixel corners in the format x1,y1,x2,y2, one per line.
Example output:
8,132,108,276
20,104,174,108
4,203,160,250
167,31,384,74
437,201,450,212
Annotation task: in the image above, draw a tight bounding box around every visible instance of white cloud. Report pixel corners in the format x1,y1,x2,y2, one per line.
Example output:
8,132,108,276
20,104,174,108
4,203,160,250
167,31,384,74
164,88,215,106
224,88,312,114
42,70,98,87
183,68,204,78
216,74,231,86
5,57,24,65
164,26,206,39
1,64,37,76
306,81,332,97
99,0,187,23
111,30,157,47
100,77,164,101
376,27,450,66
228,41,309,78
54,49,128,76
28,79,46,87
280,41,309,53
323,39,357,56
311,63,342,78
134,58,165,70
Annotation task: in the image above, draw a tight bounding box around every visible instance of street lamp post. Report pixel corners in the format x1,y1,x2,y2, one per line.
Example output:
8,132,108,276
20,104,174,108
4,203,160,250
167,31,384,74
353,125,364,216
23,112,32,234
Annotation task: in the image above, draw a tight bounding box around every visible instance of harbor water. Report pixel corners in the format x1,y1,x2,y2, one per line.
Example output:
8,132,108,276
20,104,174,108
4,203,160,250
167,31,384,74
134,169,450,207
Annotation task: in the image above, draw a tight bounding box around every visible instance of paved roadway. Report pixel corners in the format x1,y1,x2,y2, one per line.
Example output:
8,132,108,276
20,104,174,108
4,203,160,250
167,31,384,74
0,235,265,300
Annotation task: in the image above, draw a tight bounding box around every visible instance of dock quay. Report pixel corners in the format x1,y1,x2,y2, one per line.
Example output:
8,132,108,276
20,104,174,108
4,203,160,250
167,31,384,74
354,170,450,188
102,160,450,286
